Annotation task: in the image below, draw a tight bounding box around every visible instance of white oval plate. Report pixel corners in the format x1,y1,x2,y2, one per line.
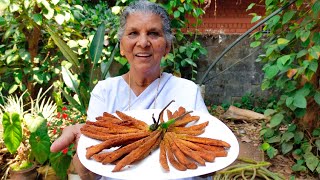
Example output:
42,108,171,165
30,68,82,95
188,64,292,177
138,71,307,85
78,109,239,180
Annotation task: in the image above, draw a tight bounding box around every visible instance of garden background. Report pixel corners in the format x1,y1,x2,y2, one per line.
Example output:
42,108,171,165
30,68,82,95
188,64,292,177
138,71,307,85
0,0,319,179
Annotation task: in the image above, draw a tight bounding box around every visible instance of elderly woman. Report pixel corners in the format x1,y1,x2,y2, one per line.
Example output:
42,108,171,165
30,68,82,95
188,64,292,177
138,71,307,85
51,1,209,179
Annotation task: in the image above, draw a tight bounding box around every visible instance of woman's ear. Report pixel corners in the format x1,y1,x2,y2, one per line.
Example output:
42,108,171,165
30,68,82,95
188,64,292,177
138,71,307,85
165,41,171,55
120,42,124,56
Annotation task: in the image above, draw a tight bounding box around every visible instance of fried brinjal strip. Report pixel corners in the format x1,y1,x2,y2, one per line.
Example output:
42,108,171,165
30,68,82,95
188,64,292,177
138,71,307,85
86,121,143,133
92,152,112,162
172,129,205,136
103,112,121,120
165,133,197,169
84,122,142,134
81,129,114,141
176,138,216,162
115,111,149,130
159,141,169,171
112,130,161,172
167,109,174,120
101,137,150,164
135,134,161,163
168,133,205,166
96,116,123,124
176,134,231,148
175,121,209,131
173,116,200,127
163,134,187,171
86,131,150,159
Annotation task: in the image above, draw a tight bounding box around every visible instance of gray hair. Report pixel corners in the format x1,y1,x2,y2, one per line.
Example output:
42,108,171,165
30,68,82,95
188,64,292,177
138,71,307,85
117,0,174,43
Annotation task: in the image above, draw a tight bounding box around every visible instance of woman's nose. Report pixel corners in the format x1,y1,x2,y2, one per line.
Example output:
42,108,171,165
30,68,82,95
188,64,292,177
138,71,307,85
137,35,150,48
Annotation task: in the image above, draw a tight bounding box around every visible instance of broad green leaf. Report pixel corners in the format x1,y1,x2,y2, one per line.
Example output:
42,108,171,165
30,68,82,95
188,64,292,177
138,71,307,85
308,46,320,59
300,30,310,42
277,38,290,45
261,142,270,150
304,152,319,172
281,132,294,143
24,114,45,133
178,7,184,13
264,109,276,116
0,0,10,11
288,124,297,132
251,15,262,23
270,113,284,128
2,113,22,154
282,10,295,24
54,14,65,25
265,65,279,79
286,96,294,107
90,24,105,65
41,0,54,20
309,60,318,72
267,135,280,143
33,14,43,26
111,6,121,14
313,128,320,136
52,0,59,5
61,66,79,93
292,164,307,172
30,123,51,164
278,55,291,65
297,49,307,58
301,142,312,152
102,43,118,79
50,152,72,180
294,131,304,144
293,94,307,108
315,91,320,105
46,26,79,70
8,84,18,94
266,146,277,158
281,142,293,154
246,3,255,11
61,90,84,114
261,79,270,90
174,10,180,18
265,0,273,6
0,17,6,26
312,1,320,17
250,41,261,48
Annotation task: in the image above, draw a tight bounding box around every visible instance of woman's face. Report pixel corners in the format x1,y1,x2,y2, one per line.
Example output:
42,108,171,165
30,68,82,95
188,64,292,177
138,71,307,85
120,12,171,75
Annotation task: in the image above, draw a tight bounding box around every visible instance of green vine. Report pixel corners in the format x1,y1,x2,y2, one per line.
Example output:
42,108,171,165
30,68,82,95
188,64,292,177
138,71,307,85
249,0,320,176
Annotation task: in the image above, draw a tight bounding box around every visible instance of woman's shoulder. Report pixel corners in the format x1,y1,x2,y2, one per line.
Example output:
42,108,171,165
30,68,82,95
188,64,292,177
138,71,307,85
96,76,123,86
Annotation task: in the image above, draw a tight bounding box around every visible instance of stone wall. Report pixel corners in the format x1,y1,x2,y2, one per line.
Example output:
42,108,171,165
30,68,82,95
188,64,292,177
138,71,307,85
195,34,271,105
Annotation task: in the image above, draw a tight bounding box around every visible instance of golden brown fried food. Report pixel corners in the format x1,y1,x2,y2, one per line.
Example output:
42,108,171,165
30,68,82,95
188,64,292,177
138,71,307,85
159,141,169,171
163,134,187,171
86,131,150,159
112,130,161,172
165,133,197,169
115,111,149,130
176,134,231,148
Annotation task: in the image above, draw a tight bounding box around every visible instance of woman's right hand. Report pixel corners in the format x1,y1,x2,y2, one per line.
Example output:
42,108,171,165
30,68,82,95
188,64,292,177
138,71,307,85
50,124,100,180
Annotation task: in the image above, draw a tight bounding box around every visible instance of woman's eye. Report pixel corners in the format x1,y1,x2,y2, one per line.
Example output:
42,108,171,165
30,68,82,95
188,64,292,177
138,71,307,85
128,32,138,37
149,32,159,37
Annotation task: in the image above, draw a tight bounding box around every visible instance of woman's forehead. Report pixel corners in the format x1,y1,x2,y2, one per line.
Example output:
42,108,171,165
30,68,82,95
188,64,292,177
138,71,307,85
125,12,163,28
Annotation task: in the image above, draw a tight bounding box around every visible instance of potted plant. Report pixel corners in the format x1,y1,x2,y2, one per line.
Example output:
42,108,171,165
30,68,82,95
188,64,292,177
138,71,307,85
0,86,57,179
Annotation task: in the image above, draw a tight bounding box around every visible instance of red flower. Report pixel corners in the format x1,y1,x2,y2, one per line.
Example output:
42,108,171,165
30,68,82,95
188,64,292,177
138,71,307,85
62,113,68,119
53,128,57,135
62,106,68,111
62,148,68,155
56,112,61,118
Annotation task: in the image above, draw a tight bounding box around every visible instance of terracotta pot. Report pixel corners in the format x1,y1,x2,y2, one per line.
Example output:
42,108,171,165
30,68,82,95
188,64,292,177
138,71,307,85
9,165,38,180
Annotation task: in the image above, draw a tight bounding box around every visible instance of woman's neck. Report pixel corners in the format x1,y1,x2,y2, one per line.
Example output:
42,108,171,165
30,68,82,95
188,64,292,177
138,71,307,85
124,71,161,96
